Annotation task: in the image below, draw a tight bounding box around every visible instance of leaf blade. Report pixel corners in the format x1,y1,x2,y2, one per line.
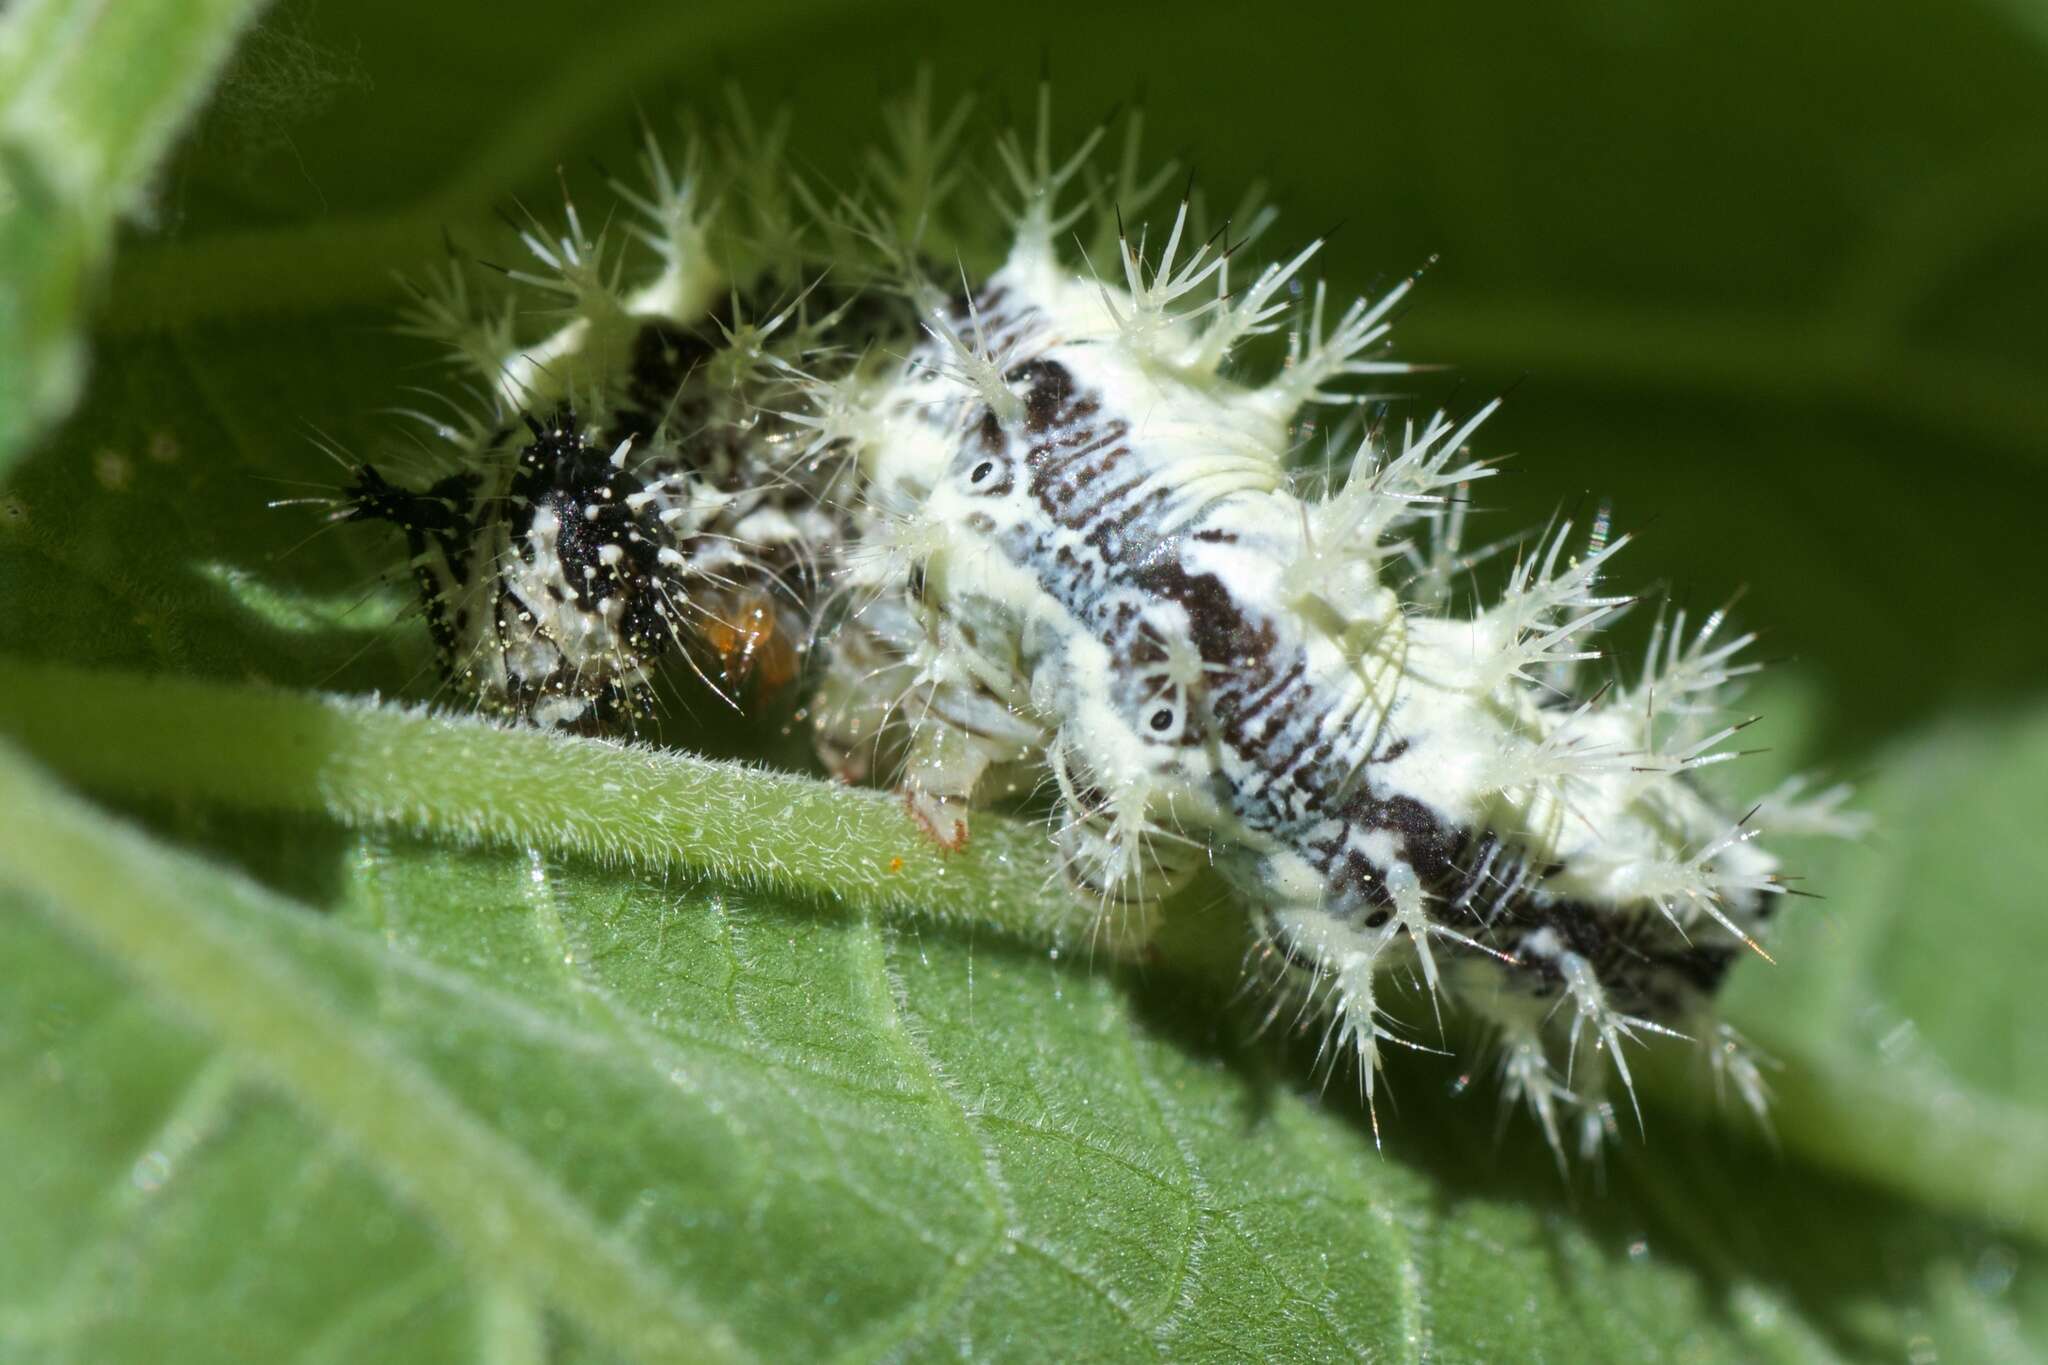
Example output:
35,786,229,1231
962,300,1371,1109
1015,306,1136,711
0,741,746,1365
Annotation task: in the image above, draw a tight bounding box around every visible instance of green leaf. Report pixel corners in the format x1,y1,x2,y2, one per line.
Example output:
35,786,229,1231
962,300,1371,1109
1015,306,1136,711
0,741,743,1365
4,0,2047,1358
5,714,2045,1362
0,0,275,471
1719,709,2048,1243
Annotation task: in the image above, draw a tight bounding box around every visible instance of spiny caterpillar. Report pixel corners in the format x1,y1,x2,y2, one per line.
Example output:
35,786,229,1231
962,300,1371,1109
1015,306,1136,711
329,80,1859,1163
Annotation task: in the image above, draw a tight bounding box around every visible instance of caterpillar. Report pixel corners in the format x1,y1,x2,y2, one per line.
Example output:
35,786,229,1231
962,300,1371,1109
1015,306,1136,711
327,81,1858,1163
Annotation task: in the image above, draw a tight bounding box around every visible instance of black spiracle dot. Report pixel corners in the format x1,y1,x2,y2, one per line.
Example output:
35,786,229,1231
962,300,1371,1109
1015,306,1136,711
1363,909,1393,929
1149,708,1174,733
970,460,994,485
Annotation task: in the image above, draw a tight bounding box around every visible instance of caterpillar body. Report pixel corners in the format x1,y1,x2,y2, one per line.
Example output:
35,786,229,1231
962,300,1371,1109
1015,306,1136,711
331,85,1857,1162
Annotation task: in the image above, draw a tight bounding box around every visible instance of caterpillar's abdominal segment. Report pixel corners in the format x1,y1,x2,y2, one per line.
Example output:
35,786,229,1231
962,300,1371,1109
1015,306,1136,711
798,91,1855,1161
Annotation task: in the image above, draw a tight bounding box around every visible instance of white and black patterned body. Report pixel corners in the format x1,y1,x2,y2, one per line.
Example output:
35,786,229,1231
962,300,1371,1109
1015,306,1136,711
816,222,1812,1157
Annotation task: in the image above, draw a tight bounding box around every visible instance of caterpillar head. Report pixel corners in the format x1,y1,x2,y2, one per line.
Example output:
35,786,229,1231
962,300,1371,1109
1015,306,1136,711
345,410,682,727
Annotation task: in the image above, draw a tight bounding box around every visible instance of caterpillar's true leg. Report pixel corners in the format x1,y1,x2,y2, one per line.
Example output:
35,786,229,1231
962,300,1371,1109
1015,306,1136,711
1045,734,1201,952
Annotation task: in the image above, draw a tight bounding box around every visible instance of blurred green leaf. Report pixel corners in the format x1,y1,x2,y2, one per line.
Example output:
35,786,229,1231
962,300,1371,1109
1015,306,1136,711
3,0,2047,1359
0,0,274,471
1720,707,2048,1243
